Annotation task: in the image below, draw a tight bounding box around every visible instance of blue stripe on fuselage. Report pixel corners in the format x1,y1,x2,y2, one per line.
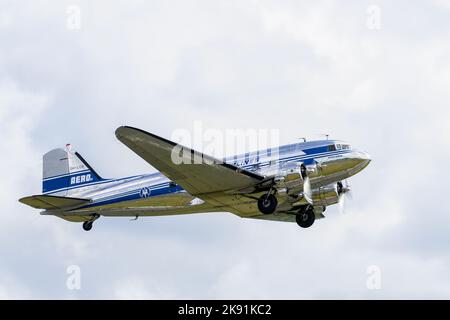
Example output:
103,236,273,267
78,184,184,209
303,146,330,155
239,149,349,170
87,181,170,203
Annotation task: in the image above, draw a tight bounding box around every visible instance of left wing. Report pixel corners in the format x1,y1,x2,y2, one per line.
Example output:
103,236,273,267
115,126,266,196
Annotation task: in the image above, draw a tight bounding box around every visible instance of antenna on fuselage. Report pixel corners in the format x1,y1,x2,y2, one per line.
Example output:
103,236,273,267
299,137,307,142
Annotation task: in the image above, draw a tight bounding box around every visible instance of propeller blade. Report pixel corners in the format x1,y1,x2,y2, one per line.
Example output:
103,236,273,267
338,192,346,215
303,177,313,204
345,180,353,200
338,180,352,214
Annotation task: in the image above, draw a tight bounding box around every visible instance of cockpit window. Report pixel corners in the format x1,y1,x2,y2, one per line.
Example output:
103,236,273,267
328,144,336,151
334,143,351,150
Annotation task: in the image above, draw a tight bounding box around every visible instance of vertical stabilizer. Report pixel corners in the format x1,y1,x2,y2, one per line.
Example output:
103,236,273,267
42,147,103,196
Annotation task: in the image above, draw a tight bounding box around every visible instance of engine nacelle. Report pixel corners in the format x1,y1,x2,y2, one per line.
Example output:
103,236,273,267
294,183,340,206
274,162,322,195
311,183,340,206
273,162,304,194
304,163,321,178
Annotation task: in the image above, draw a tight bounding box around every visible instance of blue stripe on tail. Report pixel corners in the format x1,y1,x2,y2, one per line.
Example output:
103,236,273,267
43,171,103,193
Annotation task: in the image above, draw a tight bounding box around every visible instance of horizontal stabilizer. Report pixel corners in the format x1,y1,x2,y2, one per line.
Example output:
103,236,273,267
19,195,90,210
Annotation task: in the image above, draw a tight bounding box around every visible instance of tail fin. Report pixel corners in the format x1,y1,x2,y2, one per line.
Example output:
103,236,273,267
43,146,103,196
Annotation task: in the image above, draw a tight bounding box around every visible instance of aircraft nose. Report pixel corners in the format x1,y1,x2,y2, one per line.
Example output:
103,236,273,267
354,150,371,168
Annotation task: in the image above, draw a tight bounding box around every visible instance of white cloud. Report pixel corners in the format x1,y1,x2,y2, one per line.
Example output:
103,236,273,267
1,0,450,299
0,274,31,299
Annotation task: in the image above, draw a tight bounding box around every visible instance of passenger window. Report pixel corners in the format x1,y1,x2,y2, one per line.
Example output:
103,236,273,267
336,144,342,150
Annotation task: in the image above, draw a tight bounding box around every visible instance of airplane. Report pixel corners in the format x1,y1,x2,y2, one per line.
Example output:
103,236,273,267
19,126,371,231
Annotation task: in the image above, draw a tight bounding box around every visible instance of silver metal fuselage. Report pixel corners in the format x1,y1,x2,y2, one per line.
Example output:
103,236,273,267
44,140,371,221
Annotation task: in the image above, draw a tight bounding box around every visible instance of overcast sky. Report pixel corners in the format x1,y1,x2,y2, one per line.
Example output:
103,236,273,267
1,0,450,299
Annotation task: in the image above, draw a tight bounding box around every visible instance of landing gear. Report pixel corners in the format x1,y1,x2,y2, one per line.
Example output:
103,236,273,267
82,221,93,231
295,207,315,228
257,194,278,214
82,214,99,231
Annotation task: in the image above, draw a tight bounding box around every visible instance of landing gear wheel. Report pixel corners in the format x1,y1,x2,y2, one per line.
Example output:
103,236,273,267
257,194,278,214
82,214,99,231
296,208,315,228
82,221,93,231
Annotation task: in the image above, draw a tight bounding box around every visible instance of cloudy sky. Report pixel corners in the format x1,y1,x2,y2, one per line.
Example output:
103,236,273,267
1,0,450,299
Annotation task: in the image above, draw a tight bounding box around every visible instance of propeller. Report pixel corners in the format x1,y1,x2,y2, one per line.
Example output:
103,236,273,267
337,180,352,214
303,176,313,204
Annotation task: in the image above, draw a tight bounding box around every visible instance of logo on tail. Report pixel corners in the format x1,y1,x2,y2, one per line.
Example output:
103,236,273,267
42,146,103,196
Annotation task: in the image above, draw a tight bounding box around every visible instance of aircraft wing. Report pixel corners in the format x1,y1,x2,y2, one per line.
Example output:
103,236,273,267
115,126,265,196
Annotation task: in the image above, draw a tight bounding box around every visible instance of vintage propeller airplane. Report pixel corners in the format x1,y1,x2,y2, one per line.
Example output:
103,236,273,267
19,126,371,231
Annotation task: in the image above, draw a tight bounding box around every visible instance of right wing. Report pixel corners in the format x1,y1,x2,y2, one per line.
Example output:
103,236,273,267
115,126,266,196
